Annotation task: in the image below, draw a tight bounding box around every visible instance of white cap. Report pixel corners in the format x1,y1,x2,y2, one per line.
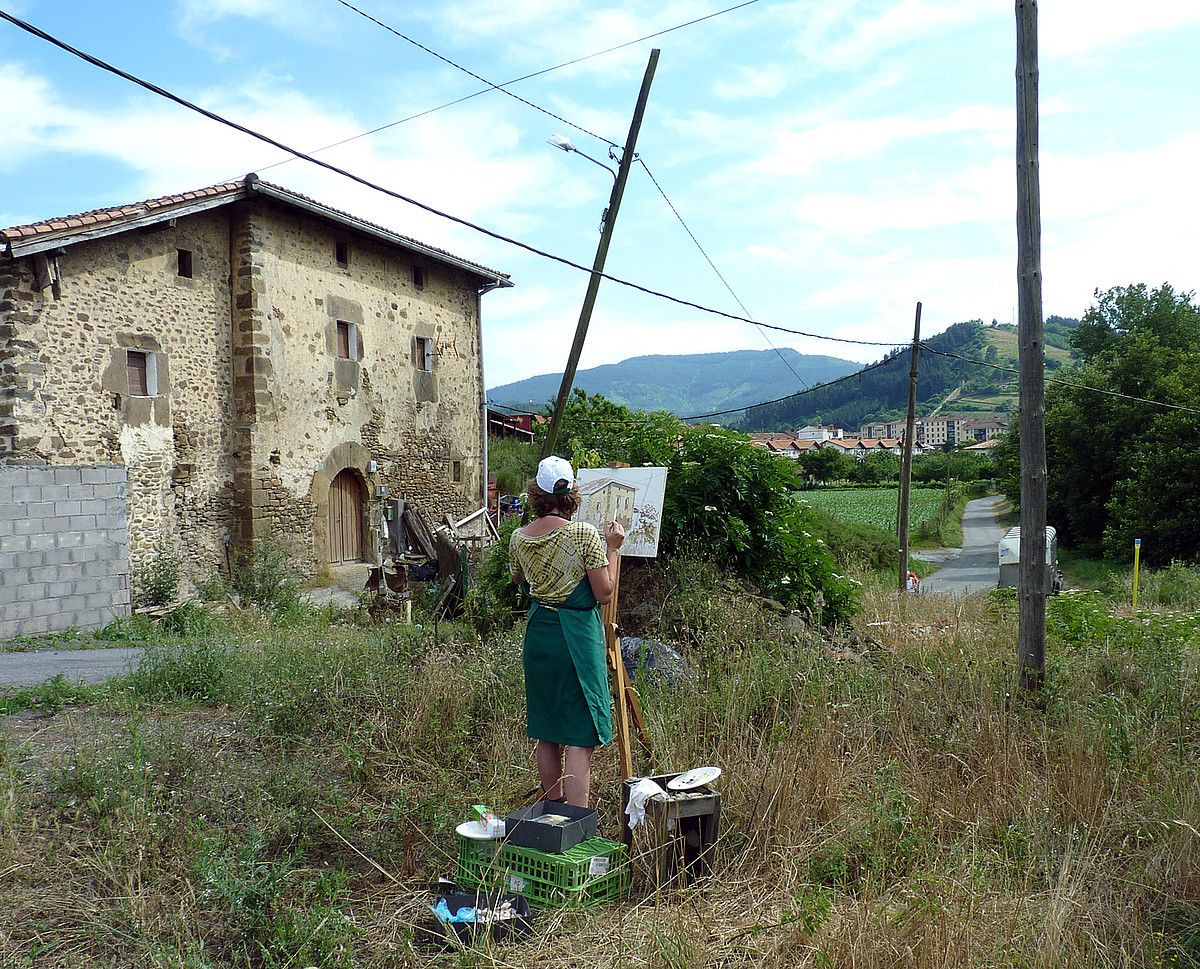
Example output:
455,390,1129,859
536,455,575,495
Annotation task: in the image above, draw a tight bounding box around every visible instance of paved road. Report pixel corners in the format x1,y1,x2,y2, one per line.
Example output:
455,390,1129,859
921,495,1006,596
0,646,144,689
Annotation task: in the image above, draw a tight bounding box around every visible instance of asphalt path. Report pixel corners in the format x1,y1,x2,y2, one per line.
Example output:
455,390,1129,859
920,495,1007,596
0,646,144,689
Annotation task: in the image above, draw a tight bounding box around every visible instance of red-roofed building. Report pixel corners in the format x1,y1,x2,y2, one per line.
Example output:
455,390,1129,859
1,175,511,618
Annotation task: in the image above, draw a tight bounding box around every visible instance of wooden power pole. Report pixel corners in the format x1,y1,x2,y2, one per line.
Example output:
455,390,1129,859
540,50,660,460
1015,0,1048,690
898,302,922,591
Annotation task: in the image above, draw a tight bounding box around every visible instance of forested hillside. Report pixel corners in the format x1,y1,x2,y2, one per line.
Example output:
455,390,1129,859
742,317,1078,431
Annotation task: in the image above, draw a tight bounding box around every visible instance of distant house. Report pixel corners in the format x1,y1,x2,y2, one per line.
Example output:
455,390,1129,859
796,424,845,441
918,413,1007,447
487,407,535,442
859,419,908,439
965,418,1008,442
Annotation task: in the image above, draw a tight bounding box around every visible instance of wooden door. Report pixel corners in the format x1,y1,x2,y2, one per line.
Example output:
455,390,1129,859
328,470,364,563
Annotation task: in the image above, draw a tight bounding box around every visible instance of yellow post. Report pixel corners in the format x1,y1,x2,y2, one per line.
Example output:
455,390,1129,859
1132,538,1142,608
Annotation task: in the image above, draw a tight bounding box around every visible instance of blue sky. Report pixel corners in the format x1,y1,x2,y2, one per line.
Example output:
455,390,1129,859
2,0,1199,393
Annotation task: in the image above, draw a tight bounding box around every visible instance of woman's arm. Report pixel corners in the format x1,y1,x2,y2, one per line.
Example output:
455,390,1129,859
586,521,625,604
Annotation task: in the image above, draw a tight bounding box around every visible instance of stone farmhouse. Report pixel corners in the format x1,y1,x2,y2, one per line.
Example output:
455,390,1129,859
0,175,510,632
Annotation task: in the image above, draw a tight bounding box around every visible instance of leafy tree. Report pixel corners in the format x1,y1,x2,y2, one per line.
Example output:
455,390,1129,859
528,391,858,622
797,447,858,484
1003,284,1200,564
852,451,900,485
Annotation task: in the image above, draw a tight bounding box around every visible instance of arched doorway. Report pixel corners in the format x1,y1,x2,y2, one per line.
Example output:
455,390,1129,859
327,469,365,563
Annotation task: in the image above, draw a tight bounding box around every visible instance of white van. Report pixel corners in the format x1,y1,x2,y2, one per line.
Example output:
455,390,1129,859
998,526,1063,594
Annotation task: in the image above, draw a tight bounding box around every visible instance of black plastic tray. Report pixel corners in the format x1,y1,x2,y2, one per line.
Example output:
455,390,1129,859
504,801,598,853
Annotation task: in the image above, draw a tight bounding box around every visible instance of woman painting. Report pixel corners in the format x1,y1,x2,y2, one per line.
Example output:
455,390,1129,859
509,456,624,808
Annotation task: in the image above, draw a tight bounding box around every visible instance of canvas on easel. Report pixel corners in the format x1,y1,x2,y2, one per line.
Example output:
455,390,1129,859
574,467,667,559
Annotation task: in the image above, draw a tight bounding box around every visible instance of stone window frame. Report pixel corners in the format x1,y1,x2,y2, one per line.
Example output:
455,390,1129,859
335,239,350,269
412,265,425,289
176,248,193,278
336,320,357,360
451,459,462,483
126,349,161,397
414,335,434,372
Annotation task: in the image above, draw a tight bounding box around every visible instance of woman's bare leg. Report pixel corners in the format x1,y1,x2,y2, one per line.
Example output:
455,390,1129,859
536,740,564,800
563,746,594,808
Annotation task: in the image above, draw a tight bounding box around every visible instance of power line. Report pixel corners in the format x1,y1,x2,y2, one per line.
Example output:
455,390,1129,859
638,158,810,392
289,0,758,170
333,0,618,148
918,344,1200,416
0,9,902,351
257,0,762,174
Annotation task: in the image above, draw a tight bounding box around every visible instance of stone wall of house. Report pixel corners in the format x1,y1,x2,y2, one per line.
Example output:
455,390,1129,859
233,200,484,571
0,464,130,638
0,212,237,597
2,196,489,584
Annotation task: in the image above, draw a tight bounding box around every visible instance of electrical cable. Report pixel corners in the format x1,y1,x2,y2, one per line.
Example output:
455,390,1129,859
0,9,903,350
333,0,618,148
637,158,810,392
918,343,1200,416
257,0,762,174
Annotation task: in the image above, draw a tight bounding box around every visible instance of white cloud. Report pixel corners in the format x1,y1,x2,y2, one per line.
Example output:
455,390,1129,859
1040,0,1200,57
746,104,1011,178
175,0,328,33
777,0,999,70
713,65,789,101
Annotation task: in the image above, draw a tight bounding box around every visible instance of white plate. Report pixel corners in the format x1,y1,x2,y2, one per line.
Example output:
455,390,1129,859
456,820,503,840
667,766,722,791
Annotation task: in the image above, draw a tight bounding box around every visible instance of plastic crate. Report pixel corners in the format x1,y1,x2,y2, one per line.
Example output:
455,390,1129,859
456,836,630,909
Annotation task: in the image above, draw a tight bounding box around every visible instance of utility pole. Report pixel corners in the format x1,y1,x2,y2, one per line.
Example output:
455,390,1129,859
897,302,922,591
539,49,660,460
1016,0,1047,691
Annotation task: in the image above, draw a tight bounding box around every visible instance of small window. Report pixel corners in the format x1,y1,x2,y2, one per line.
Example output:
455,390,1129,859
415,336,433,372
336,321,351,359
127,350,157,396
335,240,349,268
412,266,425,289
177,248,193,278
452,460,462,483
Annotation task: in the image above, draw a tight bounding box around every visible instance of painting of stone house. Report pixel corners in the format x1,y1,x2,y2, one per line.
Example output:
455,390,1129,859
575,467,668,558
0,174,510,635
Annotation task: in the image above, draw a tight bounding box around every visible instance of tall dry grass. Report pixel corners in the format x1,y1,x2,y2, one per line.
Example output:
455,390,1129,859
0,575,1197,967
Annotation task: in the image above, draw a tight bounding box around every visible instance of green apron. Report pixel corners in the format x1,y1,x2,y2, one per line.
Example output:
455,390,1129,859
522,577,613,747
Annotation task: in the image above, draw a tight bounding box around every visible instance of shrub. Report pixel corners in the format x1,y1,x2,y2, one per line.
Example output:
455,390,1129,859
196,572,230,603
138,545,180,607
463,516,527,639
159,601,217,637
232,537,301,612
488,435,538,495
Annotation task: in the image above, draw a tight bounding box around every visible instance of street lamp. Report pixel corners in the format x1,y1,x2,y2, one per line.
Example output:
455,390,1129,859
537,50,660,463
546,134,618,180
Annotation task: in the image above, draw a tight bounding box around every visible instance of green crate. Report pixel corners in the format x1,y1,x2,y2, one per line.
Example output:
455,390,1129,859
456,836,630,909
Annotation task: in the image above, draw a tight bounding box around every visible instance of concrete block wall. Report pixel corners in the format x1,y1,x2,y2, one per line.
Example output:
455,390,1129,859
0,464,131,639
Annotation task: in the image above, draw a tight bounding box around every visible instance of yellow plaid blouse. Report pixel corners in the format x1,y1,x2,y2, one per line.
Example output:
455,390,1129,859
509,521,608,605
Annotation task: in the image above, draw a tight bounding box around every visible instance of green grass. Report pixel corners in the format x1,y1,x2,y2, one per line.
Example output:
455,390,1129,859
1,566,1197,968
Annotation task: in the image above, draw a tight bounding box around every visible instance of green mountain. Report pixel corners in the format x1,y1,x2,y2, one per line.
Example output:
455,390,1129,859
487,349,861,416
741,317,1080,431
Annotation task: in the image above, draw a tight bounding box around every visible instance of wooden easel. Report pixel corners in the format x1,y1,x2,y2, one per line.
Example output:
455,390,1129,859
602,556,652,781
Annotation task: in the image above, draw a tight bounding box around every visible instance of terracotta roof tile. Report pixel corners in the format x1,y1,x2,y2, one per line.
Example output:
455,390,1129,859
1,176,509,282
